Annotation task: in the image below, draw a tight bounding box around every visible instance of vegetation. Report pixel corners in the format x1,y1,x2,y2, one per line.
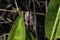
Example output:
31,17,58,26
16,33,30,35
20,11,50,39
45,0,60,40
1,0,60,40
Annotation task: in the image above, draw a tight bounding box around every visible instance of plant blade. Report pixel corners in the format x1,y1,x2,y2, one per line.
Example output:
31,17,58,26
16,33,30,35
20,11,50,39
8,12,26,40
45,0,59,39
54,6,60,40
26,30,35,40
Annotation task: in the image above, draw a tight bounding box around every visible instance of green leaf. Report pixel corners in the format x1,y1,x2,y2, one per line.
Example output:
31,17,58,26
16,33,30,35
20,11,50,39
8,12,26,40
54,6,60,40
26,30,35,40
45,0,59,40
